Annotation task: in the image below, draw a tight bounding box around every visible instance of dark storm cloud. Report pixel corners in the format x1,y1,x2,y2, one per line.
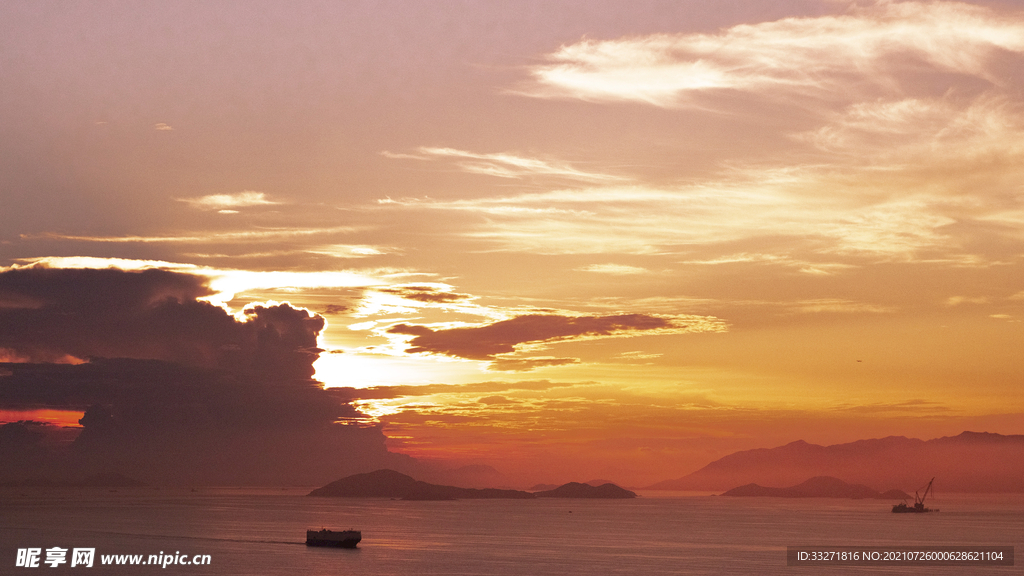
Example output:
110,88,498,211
387,313,674,360
0,358,409,485
0,266,323,377
0,359,348,427
0,267,411,484
0,420,55,478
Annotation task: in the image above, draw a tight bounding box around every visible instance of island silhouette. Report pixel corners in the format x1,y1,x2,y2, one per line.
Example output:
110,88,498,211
720,476,910,499
309,469,636,500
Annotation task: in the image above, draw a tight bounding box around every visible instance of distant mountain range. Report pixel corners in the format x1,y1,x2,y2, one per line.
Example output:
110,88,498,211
416,464,508,489
720,476,910,499
308,469,534,500
647,431,1024,493
309,469,635,500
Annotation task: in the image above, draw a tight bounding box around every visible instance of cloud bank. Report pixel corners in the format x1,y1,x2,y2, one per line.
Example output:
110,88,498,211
0,266,410,484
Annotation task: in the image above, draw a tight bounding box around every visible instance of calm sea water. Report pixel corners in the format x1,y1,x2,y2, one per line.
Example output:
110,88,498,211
2,488,1021,575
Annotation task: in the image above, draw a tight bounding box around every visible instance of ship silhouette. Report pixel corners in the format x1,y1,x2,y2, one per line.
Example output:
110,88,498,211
892,477,938,513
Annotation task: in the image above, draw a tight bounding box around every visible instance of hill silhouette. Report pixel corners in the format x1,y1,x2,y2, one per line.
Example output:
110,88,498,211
647,431,1024,492
308,469,534,500
720,476,910,499
534,482,636,499
310,470,638,500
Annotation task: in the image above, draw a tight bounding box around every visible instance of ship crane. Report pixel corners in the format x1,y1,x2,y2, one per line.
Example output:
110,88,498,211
916,477,934,508
892,477,938,513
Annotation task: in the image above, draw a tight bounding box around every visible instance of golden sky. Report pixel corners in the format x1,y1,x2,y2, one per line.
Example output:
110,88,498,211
2,0,1023,485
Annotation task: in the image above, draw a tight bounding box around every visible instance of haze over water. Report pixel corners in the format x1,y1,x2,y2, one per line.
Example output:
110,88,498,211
3,489,1021,575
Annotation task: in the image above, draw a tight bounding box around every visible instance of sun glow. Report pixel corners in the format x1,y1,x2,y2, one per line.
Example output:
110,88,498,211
313,350,480,389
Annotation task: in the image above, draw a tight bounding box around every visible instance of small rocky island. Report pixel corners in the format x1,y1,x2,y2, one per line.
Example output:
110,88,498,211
308,469,636,500
534,481,637,499
720,476,910,499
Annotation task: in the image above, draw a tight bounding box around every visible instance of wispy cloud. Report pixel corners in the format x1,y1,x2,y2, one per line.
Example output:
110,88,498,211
351,283,502,320
406,2,1024,269
153,123,174,131
790,299,895,314
945,296,989,307
27,226,357,244
382,84,1024,265
488,356,581,372
801,95,1024,165
616,351,663,361
576,263,650,275
679,253,855,276
522,1,1024,106
305,244,390,258
177,191,280,212
383,147,627,183
380,284,475,305
379,179,962,259
337,380,582,401
830,399,951,415
7,256,199,274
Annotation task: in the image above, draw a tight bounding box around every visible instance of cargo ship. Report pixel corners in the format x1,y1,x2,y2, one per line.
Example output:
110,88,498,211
306,528,361,548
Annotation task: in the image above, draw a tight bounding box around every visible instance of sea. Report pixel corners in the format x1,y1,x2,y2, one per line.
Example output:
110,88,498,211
2,488,1021,575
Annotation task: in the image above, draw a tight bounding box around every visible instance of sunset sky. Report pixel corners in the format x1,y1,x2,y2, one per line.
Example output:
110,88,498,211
2,0,1023,486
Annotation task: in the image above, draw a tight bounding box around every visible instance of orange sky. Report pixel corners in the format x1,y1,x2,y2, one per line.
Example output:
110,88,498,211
2,0,1023,486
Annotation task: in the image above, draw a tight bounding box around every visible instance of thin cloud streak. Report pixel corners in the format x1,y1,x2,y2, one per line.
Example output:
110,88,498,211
577,264,650,275
352,284,506,321
489,356,581,372
383,147,628,183
26,226,358,244
791,299,896,314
